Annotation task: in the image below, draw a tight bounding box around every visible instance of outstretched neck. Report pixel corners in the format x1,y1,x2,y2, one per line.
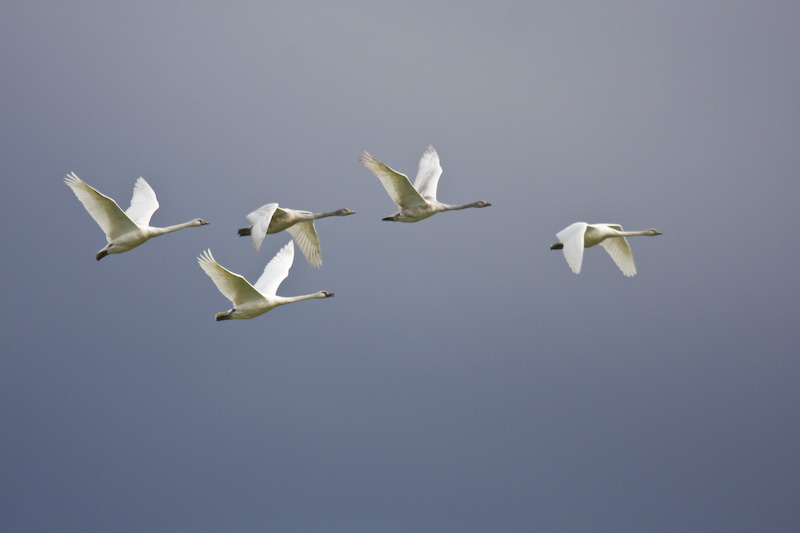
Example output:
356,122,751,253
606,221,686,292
308,209,354,220
309,211,340,220
440,200,492,211
615,229,662,237
151,219,204,236
275,291,334,305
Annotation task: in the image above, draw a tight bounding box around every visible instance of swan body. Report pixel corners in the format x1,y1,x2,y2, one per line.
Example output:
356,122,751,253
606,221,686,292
550,222,662,277
64,172,208,260
359,145,491,222
197,241,334,321
237,204,355,268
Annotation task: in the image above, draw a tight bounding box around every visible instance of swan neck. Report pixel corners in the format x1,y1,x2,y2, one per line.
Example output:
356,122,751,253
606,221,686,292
275,292,327,305
616,230,651,237
310,210,346,219
154,220,198,235
441,202,479,211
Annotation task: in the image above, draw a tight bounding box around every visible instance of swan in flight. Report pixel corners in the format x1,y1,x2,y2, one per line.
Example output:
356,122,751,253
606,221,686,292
359,145,491,222
550,222,662,277
237,204,355,268
197,241,334,321
64,172,208,260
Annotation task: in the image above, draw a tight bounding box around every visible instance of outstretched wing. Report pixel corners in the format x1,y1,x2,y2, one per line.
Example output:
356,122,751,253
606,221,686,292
556,222,588,275
599,236,637,277
197,249,263,306
64,172,138,241
286,220,322,268
253,240,294,296
412,145,443,200
360,151,426,209
245,203,279,252
125,177,160,227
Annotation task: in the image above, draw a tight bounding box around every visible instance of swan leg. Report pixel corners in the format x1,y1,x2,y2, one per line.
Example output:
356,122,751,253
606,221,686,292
215,311,233,321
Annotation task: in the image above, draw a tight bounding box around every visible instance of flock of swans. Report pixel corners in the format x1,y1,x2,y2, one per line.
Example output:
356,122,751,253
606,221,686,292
65,145,662,320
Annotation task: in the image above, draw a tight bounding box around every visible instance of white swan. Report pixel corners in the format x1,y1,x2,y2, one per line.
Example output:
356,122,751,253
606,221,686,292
550,222,662,277
64,172,208,260
359,145,491,222
197,241,334,321
237,204,355,268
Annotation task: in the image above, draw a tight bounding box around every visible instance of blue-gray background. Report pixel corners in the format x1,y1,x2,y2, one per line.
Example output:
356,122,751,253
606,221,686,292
2,1,799,531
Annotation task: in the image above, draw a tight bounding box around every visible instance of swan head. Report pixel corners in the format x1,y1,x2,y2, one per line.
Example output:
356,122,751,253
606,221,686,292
321,291,335,298
646,229,662,236
194,218,210,226
474,201,492,208
336,209,356,216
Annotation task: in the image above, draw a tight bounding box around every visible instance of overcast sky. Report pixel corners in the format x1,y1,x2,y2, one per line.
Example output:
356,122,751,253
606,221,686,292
2,1,799,531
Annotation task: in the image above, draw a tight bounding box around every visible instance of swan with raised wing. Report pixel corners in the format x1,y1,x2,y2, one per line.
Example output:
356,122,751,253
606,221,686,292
198,241,333,321
359,145,491,222
64,172,208,260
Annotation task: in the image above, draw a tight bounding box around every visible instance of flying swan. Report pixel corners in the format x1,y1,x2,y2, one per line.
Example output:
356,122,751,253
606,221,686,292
237,204,355,268
550,222,662,277
64,172,208,260
359,145,491,222
197,241,334,321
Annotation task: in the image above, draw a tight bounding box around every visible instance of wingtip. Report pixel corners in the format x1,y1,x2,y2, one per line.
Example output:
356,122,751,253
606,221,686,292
251,233,264,253
359,150,375,167
198,248,214,264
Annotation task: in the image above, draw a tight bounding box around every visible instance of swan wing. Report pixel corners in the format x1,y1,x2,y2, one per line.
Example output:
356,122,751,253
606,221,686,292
245,203,279,252
599,237,637,277
556,222,588,275
125,177,159,227
286,220,322,268
198,249,263,306
253,240,294,296
360,151,426,209
64,172,138,241
412,145,443,200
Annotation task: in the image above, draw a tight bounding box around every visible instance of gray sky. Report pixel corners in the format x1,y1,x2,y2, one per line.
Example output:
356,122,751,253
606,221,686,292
2,1,799,531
